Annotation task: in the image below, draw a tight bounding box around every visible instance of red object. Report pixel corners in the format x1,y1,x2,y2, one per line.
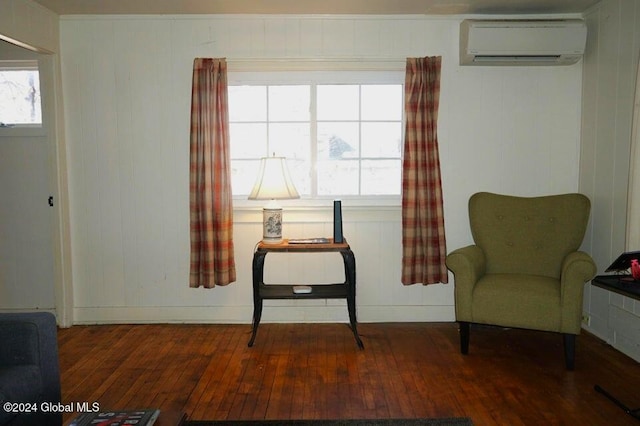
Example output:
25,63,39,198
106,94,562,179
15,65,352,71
631,259,640,280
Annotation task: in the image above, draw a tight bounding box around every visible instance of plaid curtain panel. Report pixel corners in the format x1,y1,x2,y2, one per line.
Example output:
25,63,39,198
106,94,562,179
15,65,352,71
401,57,448,285
189,58,236,287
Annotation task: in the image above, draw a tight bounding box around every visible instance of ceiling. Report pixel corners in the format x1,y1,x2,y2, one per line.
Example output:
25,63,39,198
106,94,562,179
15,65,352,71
32,0,601,16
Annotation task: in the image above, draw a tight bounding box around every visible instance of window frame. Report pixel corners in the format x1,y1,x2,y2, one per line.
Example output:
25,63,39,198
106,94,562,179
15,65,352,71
228,69,405,208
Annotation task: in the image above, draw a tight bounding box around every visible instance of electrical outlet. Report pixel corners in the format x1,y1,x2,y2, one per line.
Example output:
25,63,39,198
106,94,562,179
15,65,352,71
581,314,590,326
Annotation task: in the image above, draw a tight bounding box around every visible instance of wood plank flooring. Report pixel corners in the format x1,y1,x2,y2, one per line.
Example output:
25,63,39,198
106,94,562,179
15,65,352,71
58,322,640,425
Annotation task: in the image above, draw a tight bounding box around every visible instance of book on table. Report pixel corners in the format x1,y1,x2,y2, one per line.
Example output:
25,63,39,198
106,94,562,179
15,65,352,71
288,237,329,244
69,408,160,426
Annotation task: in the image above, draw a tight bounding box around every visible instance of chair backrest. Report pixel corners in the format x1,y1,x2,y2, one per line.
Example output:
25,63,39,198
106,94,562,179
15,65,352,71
469,192,591,278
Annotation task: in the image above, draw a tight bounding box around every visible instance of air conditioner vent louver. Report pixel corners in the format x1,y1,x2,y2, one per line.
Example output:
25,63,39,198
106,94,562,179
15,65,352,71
460,19,587,66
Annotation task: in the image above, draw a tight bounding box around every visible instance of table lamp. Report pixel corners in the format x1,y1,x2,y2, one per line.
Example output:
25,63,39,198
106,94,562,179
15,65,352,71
248,155,300,244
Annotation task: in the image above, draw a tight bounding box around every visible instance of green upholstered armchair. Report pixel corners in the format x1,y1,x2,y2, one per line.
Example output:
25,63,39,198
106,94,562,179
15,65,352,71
446,192,597,370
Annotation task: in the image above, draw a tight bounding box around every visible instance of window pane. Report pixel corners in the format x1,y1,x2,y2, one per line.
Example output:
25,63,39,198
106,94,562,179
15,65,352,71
317,160,359,196
228,86,266,122
0,69,41,125
231,159,262,195
269,85,310,122
317,85,359,120
361,122,402,158
287,158,311,196
361,85,402,121
230,123,267,158
361,160,401,195
269,123,310,160
317,122,359,160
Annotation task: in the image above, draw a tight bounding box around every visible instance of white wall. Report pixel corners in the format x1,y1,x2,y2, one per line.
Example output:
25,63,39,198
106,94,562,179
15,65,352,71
59,14,584,325
0,0,58,53
580,0,640,362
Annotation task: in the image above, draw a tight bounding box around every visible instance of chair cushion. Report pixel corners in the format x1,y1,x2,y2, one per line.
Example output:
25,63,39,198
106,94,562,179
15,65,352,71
0,322,39,366
472,273,562,332
0,366,42,424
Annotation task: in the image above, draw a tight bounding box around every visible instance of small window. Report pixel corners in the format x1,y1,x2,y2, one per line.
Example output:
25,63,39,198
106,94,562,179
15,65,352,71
0,60,42,127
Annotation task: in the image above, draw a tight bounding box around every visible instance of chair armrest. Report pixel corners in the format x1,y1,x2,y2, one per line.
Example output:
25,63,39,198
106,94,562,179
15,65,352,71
446,245,486,279
446,245,486,322
560,251,597,333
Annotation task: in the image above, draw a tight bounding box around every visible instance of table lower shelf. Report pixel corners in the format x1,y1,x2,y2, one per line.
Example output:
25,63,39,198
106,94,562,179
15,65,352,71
250,282,363,349
258,283,349,299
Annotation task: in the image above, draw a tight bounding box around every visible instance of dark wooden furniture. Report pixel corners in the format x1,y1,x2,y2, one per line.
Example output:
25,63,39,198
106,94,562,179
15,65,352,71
591,275,640,420
248,238,363,349
591,274,640,300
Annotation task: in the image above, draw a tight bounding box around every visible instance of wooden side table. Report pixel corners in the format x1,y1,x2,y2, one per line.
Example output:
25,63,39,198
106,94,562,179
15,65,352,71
248,238,363,349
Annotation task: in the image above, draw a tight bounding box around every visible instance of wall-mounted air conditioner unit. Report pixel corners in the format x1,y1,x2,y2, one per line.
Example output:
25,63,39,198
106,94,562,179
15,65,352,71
460,19,587,66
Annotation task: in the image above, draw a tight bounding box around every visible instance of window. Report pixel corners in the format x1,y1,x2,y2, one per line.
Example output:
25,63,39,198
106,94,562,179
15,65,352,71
228,71,403,200
0,60,42,127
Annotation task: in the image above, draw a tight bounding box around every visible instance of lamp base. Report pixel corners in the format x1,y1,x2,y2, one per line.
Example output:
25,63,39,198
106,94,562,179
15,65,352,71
262,236,283,245
262,205,283,244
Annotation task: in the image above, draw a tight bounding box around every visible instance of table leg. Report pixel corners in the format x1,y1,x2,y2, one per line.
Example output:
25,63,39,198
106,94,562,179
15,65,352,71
248,299,263,347
249,251,267,347
342,249,363,349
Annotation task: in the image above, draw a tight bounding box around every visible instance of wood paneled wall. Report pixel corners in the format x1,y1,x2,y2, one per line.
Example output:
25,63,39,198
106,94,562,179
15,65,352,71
59,14,584,324
580,0,640,362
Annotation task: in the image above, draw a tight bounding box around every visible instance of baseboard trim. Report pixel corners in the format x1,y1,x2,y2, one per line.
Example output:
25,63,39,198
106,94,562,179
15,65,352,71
72,304,455,325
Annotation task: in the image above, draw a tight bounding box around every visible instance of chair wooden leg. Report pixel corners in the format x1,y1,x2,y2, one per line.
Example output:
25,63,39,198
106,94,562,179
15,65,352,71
459,321,470,355
563,333,576,370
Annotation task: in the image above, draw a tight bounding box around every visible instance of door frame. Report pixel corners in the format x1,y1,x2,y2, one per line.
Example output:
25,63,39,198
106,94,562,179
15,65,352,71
41,52,74,327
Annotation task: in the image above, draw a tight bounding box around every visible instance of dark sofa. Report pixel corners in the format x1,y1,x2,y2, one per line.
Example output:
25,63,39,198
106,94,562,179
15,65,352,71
0,312,61,426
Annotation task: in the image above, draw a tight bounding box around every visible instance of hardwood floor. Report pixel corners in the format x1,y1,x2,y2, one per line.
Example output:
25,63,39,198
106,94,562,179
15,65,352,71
58,322,640,425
